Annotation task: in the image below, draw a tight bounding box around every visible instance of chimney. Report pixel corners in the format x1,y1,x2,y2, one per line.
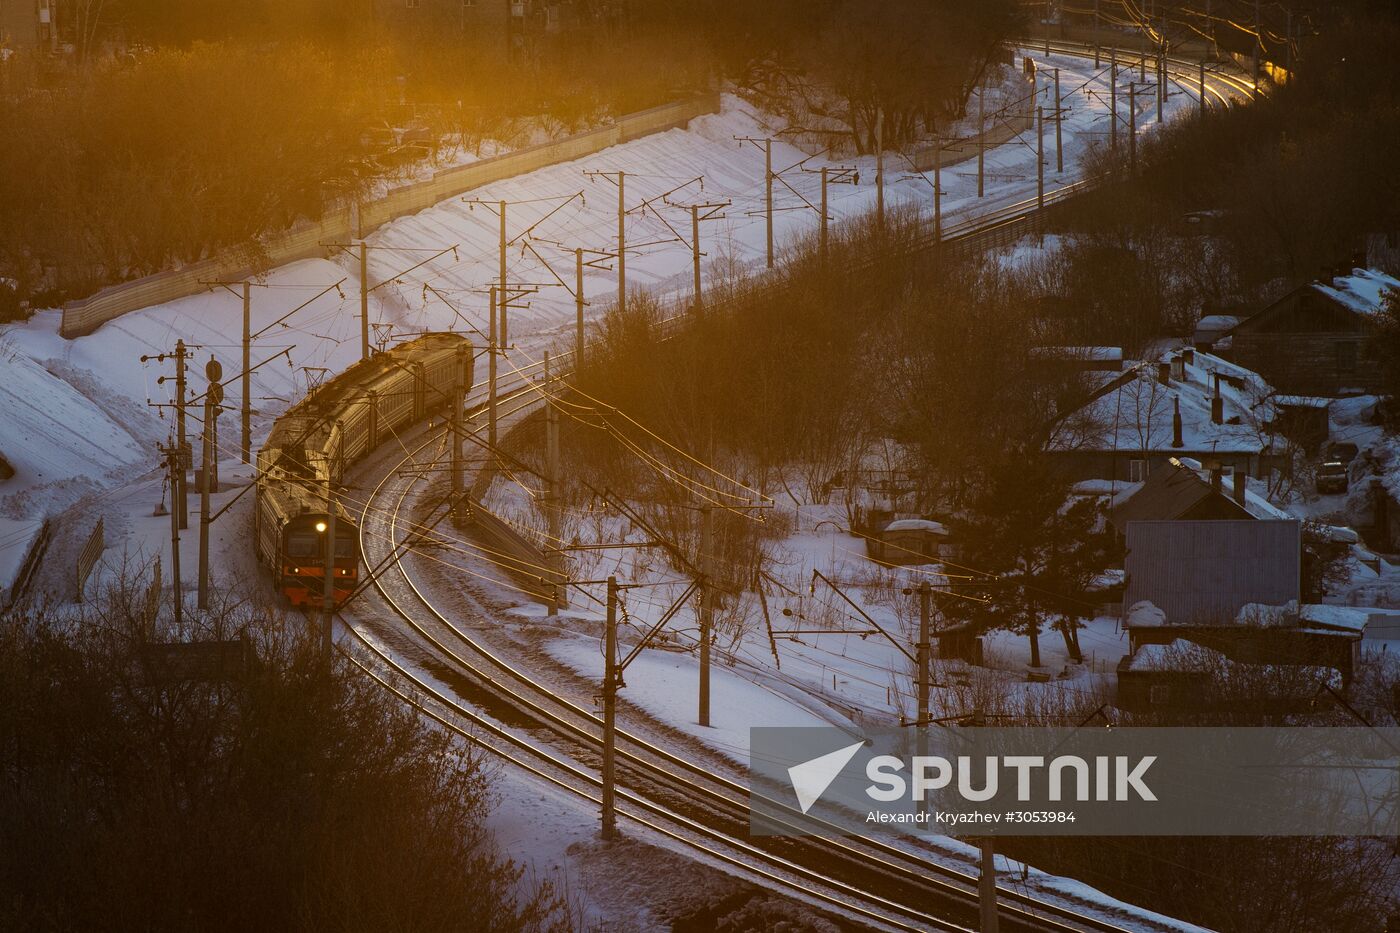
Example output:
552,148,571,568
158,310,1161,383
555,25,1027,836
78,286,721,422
1172,396,1183,448
1211,373,1223,425
1171,353,1185,381
1182,347,1195,367
1158,361,1171,385
1211,465,1223,493
1233,469,1247,505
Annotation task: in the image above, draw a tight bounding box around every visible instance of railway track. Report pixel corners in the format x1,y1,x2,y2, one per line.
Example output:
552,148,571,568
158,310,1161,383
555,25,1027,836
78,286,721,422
335,42,1247,932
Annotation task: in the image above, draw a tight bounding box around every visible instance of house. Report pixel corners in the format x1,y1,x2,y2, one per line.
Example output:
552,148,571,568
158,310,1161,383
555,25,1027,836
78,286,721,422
1116,599,1360,712
1107,457,1287,534
1228,266,1400,397
1123,519,1300,624
1046,347,1286,484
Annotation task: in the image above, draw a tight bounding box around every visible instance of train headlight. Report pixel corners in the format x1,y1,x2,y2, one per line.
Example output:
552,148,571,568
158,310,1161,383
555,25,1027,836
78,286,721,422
315,521,327,533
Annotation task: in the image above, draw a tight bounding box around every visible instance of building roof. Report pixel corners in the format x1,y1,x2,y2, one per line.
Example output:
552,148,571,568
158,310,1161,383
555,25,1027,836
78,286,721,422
1047,349,1277,457
1109,460,1251,529
1312,268,1400,317
1123,520,1301,625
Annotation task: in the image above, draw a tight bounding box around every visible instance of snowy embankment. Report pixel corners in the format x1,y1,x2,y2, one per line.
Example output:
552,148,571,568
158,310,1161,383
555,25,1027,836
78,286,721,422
0,47,1199,602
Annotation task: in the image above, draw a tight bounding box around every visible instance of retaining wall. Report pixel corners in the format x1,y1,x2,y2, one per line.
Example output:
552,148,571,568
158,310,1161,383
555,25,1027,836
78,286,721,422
59,92,721,339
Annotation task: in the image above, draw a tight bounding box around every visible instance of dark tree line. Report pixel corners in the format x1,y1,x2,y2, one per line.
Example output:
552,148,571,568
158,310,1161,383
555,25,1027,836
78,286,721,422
0,575,572,932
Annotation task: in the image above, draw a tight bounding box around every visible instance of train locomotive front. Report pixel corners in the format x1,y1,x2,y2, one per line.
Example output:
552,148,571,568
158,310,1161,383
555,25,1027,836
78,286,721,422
253,333,471,611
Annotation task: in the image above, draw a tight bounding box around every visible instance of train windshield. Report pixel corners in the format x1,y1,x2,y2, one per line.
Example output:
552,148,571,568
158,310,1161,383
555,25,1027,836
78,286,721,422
287,533,319,558
334,538,356,559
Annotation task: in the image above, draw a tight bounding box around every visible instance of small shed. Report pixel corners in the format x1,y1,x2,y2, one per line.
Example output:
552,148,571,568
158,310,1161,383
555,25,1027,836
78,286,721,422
866,518,951,565
1272,395,1330,451
1194,315,1244,353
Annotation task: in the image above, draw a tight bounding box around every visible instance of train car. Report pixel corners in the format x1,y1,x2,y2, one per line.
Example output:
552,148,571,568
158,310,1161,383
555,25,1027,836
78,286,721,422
254,332,472,609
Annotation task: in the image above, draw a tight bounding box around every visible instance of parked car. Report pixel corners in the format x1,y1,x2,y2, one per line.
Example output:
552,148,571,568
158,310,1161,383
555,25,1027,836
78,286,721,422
1317,459,1349,495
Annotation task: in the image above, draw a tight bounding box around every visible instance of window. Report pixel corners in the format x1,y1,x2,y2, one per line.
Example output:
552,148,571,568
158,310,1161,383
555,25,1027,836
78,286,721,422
406,0,420,7
1336,341,1359,376
287,533,319,559
1129,459,1148,483
1148,684,1170,706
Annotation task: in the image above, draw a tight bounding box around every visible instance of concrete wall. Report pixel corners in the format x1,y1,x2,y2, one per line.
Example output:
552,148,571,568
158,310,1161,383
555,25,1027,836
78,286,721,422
60,91,720,338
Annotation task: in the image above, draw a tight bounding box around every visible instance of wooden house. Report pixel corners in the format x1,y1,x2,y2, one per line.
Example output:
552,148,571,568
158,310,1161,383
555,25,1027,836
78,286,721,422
1229,267,1400,397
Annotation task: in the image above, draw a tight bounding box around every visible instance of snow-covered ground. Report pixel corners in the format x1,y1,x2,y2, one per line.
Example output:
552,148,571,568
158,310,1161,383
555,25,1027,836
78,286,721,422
0,48,1216,930
0,47,1204,602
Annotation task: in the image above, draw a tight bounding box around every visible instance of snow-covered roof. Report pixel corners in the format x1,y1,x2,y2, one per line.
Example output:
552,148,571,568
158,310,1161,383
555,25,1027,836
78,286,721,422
1123,638,1226,672
1312,268,1400,317
1048,349,1277,456
1299,604,1372,634
883,518,948,535
1194,315,1243,336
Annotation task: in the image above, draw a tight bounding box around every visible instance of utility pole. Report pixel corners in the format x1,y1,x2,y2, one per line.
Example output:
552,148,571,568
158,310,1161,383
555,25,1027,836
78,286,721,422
764,139,773,267
359,241,370,361
875,109,885,230
1128,82,1139,170
545,352,561,616
1252,0,1261,100
812,165,857,255
980,839,1000,932
575,247,586,367
1200,59,1207,117
690,204,702,309
175,340,189,531
1053,68,1063,173
332,241,458,363
321,465,337,659
499,199,508,345
240,282,250,462
698,505,714,727
602,575,619,840
488,287,498,454
450,343,466,510
1036,107,1045,210
1110,53,1118,150
1157,25,1166,123
197,356,222,611
160,439,184,633
916,581,931,763
618,171,627,310
977,83,986,198
933,143,943,241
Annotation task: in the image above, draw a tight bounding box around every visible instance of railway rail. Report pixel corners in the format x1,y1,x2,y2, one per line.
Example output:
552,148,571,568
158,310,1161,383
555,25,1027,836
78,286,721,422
330,42,1248,932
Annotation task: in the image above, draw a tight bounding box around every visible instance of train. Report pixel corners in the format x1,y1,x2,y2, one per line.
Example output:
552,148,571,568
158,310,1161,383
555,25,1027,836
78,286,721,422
254,332,473,609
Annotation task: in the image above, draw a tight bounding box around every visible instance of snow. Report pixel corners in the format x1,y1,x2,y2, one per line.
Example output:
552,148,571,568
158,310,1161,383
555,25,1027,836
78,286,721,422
882,518,948,534
1299,603,1373,634
546,637,837,768
1312,267,1400,317
1049,348,1278,456
1125,601,1167,628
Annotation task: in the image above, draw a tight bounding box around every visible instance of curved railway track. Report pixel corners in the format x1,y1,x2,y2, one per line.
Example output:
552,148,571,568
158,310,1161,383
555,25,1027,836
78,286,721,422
333,42,1248,932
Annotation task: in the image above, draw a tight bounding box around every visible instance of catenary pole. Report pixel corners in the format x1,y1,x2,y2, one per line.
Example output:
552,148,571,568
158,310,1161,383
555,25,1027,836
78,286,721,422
575,248,585,367
240,281,251,463
698,505,713,727
488,287,498,454
602,575,619,839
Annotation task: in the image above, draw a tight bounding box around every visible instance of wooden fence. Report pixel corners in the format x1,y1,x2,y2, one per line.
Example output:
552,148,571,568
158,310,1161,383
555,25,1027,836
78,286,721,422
74,516,104,602
59,92,721,339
